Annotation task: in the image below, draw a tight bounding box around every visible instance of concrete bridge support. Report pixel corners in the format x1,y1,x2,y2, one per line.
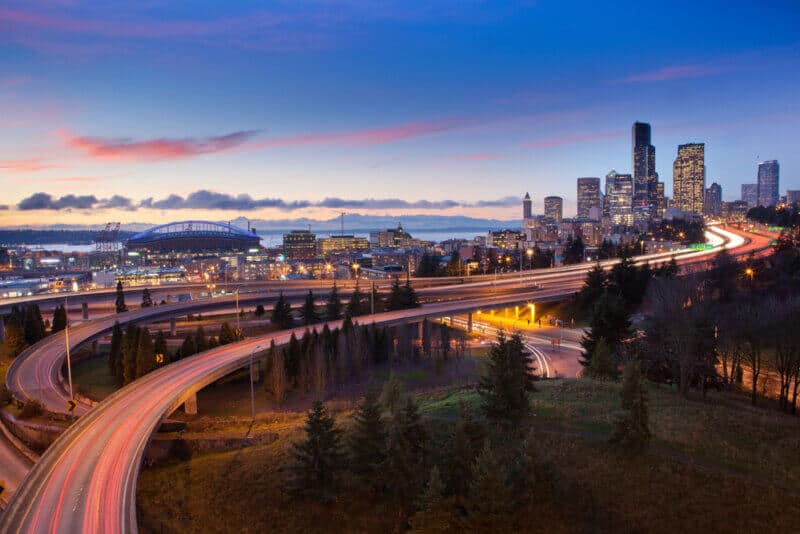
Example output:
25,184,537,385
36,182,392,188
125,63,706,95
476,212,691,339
169,318,177,337
82,302,89,320
184,393,198,415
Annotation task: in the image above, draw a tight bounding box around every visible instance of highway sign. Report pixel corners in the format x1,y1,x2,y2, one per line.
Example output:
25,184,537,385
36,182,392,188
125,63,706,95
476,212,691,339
0,479,5,499
67,400,76,412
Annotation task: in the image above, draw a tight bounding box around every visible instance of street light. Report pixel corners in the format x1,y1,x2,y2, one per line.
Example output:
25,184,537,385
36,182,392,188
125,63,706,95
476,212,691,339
250,344,262,421
352,262,360,280
526,248,533,271
745,267,754,281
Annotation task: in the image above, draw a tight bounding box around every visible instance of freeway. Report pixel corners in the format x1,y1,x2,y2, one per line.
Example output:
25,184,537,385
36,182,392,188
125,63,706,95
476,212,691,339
0,225,773,531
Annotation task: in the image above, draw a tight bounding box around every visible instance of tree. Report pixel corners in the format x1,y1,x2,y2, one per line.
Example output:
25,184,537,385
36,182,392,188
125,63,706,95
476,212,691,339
51,305,68,333
447,402,485,495
380,373,404,415
446,252,462,276
115,281,127,313
348,389,387,485
325,284,342,320
271,292,293,329
400,395,427,457
382,410,419,502
153,330,168,367
478,332,535,427
410,466,454,532
122,324,139,385
577,262,606,314
135,327,156,378
345,283,365,319
1,316,28,358
195,325,209,353
403,277,420,308
23,304,45,345
109,321,123,383
218,321,239,345
370,284,385,314
586,337,617,380
141,287,153,308
300,290,319,326
177,332,197,361
611,361,651,452
579,291,630,367
254,304,266,318
386,278,405,311
287,401,343,501
416,253,442,277
463,441,513,531
563,235,585,265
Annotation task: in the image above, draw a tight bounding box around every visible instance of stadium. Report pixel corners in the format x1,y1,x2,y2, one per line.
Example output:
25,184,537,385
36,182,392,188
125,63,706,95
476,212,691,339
125,220,260,253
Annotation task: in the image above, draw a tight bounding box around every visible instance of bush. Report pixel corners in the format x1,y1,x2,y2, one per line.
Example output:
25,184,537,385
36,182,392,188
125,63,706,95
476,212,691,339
0,385,12,405
20,399,44,419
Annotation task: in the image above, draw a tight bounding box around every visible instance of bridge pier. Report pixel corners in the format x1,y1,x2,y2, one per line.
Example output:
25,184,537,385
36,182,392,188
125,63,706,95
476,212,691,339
417,320,424,339
184,393,198,415
467,312,473,333
170,318,177,337
82,302,89,320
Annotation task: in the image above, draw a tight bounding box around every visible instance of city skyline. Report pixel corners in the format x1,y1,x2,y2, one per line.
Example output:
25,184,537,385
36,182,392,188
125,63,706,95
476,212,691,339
1,1,799,227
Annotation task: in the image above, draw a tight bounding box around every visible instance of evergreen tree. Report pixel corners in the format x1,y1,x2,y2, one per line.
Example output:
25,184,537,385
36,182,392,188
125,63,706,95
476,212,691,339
287,401,344,502
300,290,319,326
386,278,405,310
447,403,485,496
380,373,404,415
382,411,418,502
195,325,209,353
218,321,238,345
122,324,139,384
115,281,127,313
580,291,630,367
325,284,342,320
608,249,640,310
141,287,153,308
177,332,197,361
348,389,387,484
463,441,514,531
51,305,68,333
400,395,427,457
611,361,651,452
446,252,462,276
254,304,266,318
345,283,365,319
410,466,453,532
135,327,155,378
271,292,293,329
153,330,168,366
109,321,123,383
285,332,301,385
403,278,420,308
577,262,606,313
0,316,28,358
563,235,585,265
370,285,385,314
586,337,617,380
478,332,535,426
23,304,45,345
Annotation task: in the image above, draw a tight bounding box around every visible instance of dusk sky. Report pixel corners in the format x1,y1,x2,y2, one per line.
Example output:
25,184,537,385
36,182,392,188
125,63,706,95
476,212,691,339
1,0,798,227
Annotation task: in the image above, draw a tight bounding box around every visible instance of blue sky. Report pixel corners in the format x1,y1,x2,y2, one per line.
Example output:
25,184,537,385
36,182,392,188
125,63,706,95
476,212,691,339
0,0,798,225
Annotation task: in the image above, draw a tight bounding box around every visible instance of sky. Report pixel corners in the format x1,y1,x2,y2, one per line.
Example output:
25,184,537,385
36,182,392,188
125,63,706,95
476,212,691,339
0,0,798,227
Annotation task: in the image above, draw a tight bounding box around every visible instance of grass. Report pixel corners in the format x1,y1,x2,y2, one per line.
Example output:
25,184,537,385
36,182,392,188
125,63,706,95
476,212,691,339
71,350,117,401
137,378,800,533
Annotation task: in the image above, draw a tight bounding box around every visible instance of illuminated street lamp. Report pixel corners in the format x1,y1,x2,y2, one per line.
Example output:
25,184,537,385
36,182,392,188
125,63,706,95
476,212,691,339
352,262,360,280
745,267,754,281
526,248,533,270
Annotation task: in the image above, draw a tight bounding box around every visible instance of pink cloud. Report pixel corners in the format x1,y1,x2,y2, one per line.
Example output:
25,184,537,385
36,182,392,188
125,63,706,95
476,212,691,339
522,130,626,148
59,130,258,161
0,158,61,173
615,64,723,83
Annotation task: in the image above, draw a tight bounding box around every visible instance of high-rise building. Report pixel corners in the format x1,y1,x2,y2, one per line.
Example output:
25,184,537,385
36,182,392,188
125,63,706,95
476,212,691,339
544,196,563,222
741,184,758,208
787,190,800,205
577,177,602,219
672,143,705,214
704,182,722,217
655,181,666,218
632,122,657,218
523,192,532,220
757,160,780,207
605,171,633,226
282,230,317,260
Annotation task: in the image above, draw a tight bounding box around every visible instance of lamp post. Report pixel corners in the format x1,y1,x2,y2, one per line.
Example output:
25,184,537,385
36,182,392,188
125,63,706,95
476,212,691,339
250,344,261,421
352,262,360,280
526,248,533,272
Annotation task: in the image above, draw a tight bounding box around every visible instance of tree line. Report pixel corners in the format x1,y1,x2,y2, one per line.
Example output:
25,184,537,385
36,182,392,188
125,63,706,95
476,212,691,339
1,303,68,359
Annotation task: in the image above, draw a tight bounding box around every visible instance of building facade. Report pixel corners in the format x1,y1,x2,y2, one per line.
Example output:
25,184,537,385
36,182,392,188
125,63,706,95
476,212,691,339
704,182,722,217
282,230,317,260
632,122,657,219
741,183,758,208
672,143,705,215
757,160,780,207
605,171,633,226
543,196,563,222
317,235,369,257
577,177,602,219
787,190,800,205
523,192,532,219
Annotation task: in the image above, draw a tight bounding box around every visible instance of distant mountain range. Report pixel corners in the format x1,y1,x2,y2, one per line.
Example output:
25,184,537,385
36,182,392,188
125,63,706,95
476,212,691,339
0,214,520,245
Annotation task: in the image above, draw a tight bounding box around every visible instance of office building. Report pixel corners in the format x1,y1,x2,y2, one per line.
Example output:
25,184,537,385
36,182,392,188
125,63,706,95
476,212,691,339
632,122,657,218
741,184,758,208
577,177,602,219
544,196,563,222
721,200,749,222
757,160,780,207
523,192,533,220
317,235,369,257
704,182,722,217
672,143,705,214
282,230,317,261
605,171,633,226
369,223,416,248
787,190,800,205
655,181,666,218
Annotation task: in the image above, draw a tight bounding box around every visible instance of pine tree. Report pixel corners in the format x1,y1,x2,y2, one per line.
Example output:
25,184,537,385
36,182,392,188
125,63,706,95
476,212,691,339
325,284,342,320
587,337,617,380
478,332,534,426
380,373,404,415
611,361,651,452
463,441,513,531
122,324,139,385
300,290,319,325
153,330,168,366
109,321,123,382
370,285,385,314
141,287,153,308
177,332,197,360
23,304,45,345
254,304,266,318
51,305,68,333
287,401,343,501
218,322,238,345
401,395,427,457
382,412,418,503
387,278,405,310
115,281,127,313
403,278,420,308
447,403,484,496
580,290,630,367
446,252,462,276
195,325,209,353
345,283,365,319
135,327,155,378
271,292,293,329
348,389,387,484
577,262,606,313
1,316,28,358
409,466,454,533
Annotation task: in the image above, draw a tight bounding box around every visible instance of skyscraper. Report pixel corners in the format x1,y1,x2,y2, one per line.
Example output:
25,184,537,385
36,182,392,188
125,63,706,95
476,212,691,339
632,122,657,219
787,190,800,205
704,182,722,217
757,160,779,207
544,196,563,222
577,177,602,219
741,184,758,208
672,143,705,214
523,192,532,219
605,171,633,226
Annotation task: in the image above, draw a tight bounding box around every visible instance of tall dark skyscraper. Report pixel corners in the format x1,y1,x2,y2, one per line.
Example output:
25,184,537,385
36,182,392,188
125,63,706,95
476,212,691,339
632,121,657,220
704,182,722,217
523,192,532,219
757,160,779,207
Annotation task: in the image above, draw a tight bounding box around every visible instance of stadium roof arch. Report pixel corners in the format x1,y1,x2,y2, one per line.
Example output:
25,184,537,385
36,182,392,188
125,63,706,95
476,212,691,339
126,220,260,253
